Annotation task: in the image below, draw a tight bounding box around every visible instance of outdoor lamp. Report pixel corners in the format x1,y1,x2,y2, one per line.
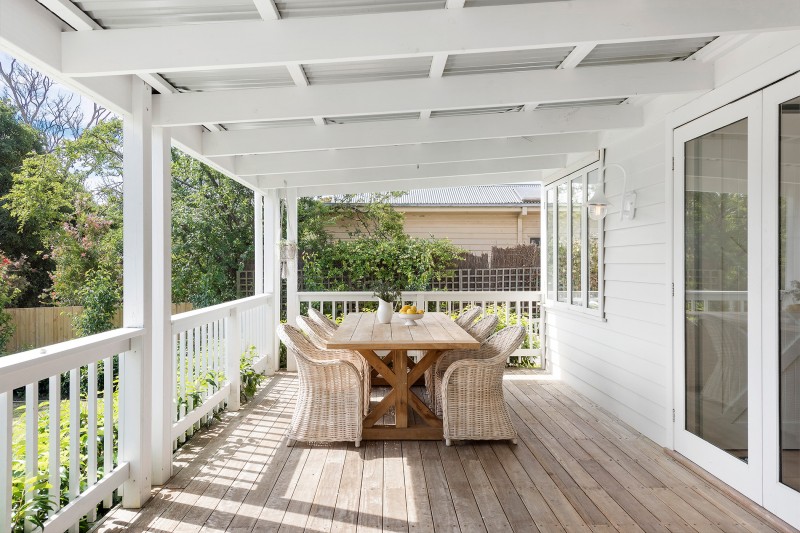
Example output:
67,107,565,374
588,163,635,221
587,189,610,221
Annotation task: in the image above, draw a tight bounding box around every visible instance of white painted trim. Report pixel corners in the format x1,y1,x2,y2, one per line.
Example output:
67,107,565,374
285,187,299,371
170,385,231,439
171,294,272,332
558,43,596,69
235,134,597,175
151,61,712,126
41,464,130,533
254,192,264,295
60,0,800,76
202,107,641,156
252,0,280,20
286,63,309,86
257,154,565,189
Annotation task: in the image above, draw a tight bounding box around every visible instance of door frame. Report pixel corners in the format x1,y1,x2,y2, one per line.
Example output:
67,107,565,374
672,92,764,503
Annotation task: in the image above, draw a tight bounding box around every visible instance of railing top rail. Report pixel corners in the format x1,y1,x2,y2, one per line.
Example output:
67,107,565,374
171,293,272,331
0,327,143,393
298,290,541,301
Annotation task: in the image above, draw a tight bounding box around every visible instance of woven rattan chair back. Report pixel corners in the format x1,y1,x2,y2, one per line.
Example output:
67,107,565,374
454,306,482,328
308,308,339,336
467,314,499,342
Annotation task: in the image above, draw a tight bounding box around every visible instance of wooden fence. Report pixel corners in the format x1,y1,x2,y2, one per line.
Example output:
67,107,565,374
4,303,193,354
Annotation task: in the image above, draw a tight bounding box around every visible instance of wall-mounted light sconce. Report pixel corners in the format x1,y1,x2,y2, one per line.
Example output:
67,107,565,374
587,163,636,221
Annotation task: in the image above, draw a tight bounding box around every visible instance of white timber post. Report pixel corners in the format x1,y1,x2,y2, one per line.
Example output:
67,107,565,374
264,189,279,374
254,192,264,296
226,308,241,411
286,187,299,371
151,126,172,485
121,77,153,507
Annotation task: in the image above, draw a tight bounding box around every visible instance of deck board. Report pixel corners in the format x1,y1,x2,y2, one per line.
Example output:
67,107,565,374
97,372,796,533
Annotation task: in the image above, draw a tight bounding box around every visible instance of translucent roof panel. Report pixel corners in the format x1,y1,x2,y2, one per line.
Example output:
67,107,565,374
535,98,627,110
275,0,445,18
430,105,524,118
465,0,556,6
161,67,295,92
443,47,573,76
303,57,433,85
72,0,261,29
222,119,316,130
324,112,421,125
579,37,717,67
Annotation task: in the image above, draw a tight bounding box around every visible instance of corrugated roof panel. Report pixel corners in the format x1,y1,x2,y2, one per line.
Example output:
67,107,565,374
71,0,260,29
535,98,627,110
324,112,420,125
332,184,541,206
222,118,316,130
275,0,445,18
430,105,524,118
161,67,295,92
303,57,433,85
579,37,717,67
443,47,573,75
465,0,554,6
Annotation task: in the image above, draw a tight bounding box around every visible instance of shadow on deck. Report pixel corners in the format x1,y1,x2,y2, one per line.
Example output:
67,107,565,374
97,371,795,532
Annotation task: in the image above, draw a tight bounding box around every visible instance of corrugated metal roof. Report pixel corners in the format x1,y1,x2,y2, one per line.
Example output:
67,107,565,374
303,57,433,85
535,98,627,110
443,47,573,76
161,66,295,92
430,105,524,118
579,37,717,67
324,112,420,125
329,184,541,206
72,0,260,29
275,0,445,18
465,0,553,5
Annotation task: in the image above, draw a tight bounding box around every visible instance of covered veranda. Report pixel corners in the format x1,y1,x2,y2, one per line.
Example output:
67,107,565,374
4,0,800,531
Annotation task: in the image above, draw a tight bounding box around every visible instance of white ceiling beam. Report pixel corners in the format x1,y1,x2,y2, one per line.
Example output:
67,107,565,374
256,154,565,189
286,63,309,86
203,106,641,156
0,0,132,114
253,0,280,20
429,54,448,78
558,43,596,69
289,171,547,197
234,133,598,175
37,0,100,30
445,0,466,8
171,126,260,191
60,0,800,76
152,61,709,126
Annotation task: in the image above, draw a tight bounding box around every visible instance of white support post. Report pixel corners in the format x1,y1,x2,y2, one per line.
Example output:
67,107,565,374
226,309,241,411
121,78,153,508
0,392,11,533
151,126,172,486
264,189,279,374
285,187,299,371
254,192,264,295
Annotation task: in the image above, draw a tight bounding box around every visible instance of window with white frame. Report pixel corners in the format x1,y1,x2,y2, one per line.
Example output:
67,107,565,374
544,163,603,315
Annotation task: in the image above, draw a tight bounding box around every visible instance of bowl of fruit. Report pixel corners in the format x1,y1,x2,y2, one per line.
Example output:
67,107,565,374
397,305,425,326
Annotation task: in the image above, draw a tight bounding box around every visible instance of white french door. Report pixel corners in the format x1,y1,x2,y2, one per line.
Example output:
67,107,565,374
674,71,800,525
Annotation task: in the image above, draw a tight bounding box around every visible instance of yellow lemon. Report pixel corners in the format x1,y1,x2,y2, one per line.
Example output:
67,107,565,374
400,305,411,312
409,306,417,314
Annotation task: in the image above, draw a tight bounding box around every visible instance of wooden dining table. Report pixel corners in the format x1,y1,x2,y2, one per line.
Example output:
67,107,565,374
325,311,480,440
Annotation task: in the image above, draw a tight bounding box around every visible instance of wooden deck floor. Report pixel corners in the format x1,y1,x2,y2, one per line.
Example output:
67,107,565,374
99,372,795,533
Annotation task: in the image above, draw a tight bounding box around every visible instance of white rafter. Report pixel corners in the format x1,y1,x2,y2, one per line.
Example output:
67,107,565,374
202,106,641,156
286,63,309,86
152,61,709,126
234,134,598,175
289,171,547,196
558,43,596,69
256,154,565,189
253,0,280,20
59,0,800,76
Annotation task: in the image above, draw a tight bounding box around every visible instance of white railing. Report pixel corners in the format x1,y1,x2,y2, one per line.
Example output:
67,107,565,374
685,290,748,313
0,328,142,533
297,291,542,366
170,293,273,444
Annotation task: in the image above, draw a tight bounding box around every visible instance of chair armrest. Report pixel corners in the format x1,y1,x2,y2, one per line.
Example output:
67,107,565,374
441,356,500,389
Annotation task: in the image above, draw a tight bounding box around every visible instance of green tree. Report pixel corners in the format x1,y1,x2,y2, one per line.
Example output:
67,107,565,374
0,100,49,307
170,149,254,308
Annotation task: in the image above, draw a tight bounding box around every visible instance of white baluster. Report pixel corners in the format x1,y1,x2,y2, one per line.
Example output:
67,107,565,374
0,391,12,533
24,382,38,533
103,357,113,508
68,367,79,533
87,363,98,520
48,374,61,515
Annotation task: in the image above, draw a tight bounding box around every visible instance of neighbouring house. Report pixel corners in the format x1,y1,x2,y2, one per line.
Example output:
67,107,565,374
324,184,541,255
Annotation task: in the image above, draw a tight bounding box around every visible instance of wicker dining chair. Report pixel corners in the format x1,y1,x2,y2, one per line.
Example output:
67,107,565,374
424,313,498,408
433,325,524,418
440,326,525,445
277,324,363,447
467,314,499,342
308,308,339,335
296,315,371,412
454,306,483,328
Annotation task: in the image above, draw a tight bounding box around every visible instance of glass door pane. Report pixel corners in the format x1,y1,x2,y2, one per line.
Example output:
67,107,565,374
780,97,800,490
587,170,600,309
571,177,583,305
557,183,568,302
546,188,555,298
684,118,750,461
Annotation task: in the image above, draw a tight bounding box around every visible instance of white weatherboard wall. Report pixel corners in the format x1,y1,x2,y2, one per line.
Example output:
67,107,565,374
546,115,672,445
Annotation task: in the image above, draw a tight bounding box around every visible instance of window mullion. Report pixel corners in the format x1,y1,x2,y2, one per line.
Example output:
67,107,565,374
582,172,589,308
